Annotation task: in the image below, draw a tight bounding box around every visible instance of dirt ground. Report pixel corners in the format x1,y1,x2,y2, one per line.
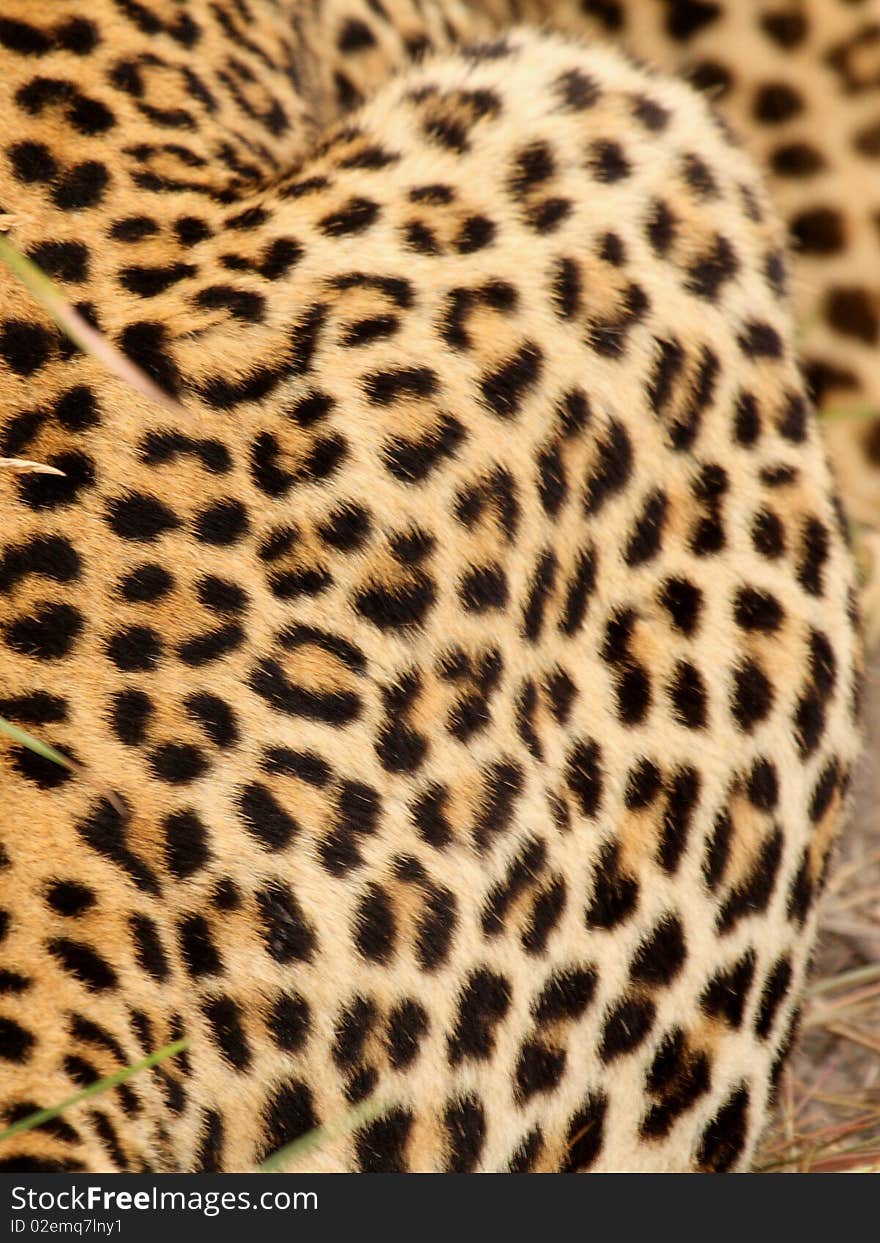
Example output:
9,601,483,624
758,645,880,1173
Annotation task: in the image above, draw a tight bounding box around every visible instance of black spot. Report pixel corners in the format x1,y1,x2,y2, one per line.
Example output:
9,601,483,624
646,199,676,255
809,759,840,824
755,957,793,1039
752,507,786,559
700,951,756,1027
364,366,437,405
735,587,784,632
444,1095,486,1172
238,784,298,851
386,1000,429,1070
27,240,88,283
178,913,221,978
630,916,687,986
771,141,824,177
383,412,465,483
555,67,600,110
731,661,774,731
0,318,55,375
658,577,702,636
194,284,265,323
559,547,597,637
761,11,807,48
149,742,207,785
18,449,95,511
665,0,721,40
509,140,555,193
106,625,162,673
267,992,310,1053
111,215,159,242
356,1108,412,1173
0,974,30,994
164,809,210,879
668,661,708,729
533,967,597,1023
686,234,739,301
625,759,662,809
754,82,803,123
585,840,639,929
118,321,181,396
319,197,379,236
120,262,195,298
193,499,248,545
657,766,699,874
515,1040,567,1102
523,877,567,955
0,1017,35,1063
47,938,117,991
459,563,508,613
211,879,240,911
185,692,237,750
584,419,632,514
748,758,779,812
256,883,315,963
599,996,656,1062
566,739,603,817
177,622,245,667
106,492,179,541
738,320,784,359
7,601,83,661
456,214,495,253
131,913,170,982
774,392,806,444
506,1128,544,1173
697,1085,750,1172
260,1079,317,1158
77,799,159,894
717,828,784,934
552,256,581,318
793,689,826,760
45,881,94,917
624,490,668,565
479,344,542,419
52,160,109,210
194,1110,224,1173
117,565,171,606
561,1091,607,1172
196,575,246,615
826,286,878,345
263,748,331,788
448,968,511,1065
410,784,453,850
790,207,845,255
589,139,630,182
354,884,396,964
787,850,814,928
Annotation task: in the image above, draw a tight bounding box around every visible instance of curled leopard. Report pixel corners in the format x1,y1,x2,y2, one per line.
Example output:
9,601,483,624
0,1,868,1174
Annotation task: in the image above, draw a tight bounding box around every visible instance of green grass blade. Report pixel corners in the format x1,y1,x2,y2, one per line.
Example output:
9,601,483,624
0,1039,189,1143
0,716,126,812
0,235,183,414
260,1096,387,1172
818,404,880,425
0,716,73,769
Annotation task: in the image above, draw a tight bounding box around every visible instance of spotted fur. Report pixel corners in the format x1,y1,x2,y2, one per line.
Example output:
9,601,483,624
0,1,864,1174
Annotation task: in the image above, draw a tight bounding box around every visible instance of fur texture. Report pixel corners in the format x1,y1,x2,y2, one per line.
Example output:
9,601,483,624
0,1,866,1173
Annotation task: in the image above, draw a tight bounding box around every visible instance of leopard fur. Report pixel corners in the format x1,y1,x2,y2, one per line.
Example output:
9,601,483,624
0,1,866,1173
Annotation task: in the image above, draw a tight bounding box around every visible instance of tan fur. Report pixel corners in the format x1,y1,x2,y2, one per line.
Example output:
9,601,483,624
0,2,865,1174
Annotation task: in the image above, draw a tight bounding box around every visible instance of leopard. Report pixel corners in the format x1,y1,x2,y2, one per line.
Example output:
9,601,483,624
0,0,868,1174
